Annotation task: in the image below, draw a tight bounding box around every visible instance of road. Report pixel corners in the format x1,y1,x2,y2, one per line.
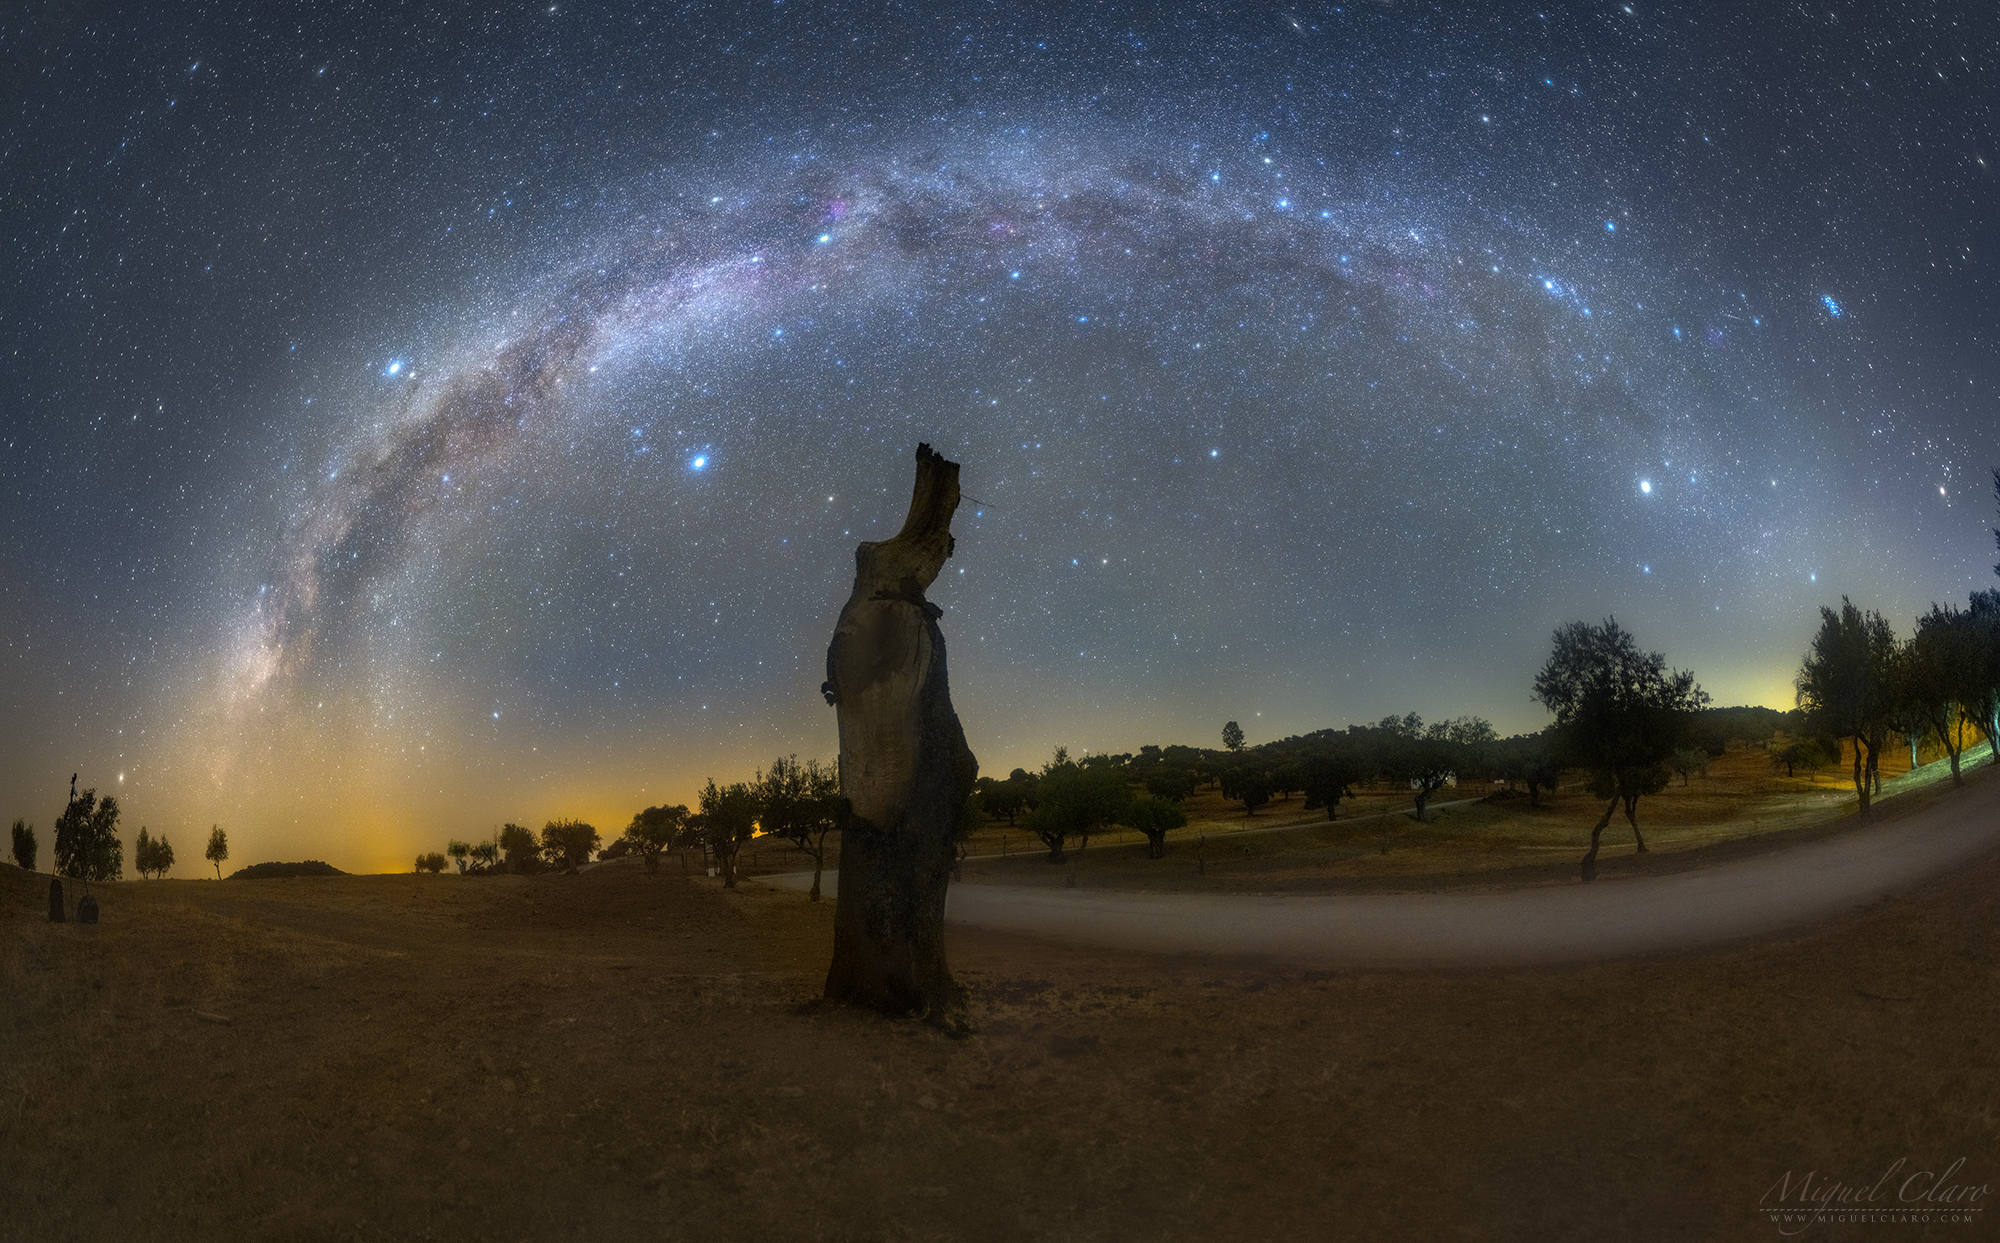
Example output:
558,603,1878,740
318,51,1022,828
764,773,2000,968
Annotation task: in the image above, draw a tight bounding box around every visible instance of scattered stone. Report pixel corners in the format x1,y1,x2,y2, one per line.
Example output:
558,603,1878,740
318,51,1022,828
195,1011,231,1025
77,894,99,924
47,878,64,922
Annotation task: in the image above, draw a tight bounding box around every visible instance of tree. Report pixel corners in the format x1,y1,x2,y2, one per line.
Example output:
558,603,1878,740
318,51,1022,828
753,756,842,901
1770,739,1830,779
11,819,36,871
1964,590,2000,763
1372,714,1491,821
819,445,980,1026
624,804,689,875
1495,734,1563,806
1667,747,1709,786
976,773,1033,825
1221,720,1246,753
498,822,539,873
1533,618,1709,882
697,780,758,888
446,839,471,873
1299,747,1371,820
1142,766,1196,803
1023,748,1131,861
539,819,600,872
134,828,175,879
469,839,499,872
1902,602,1983,784
1119,794,1186,859
416,851,447,873
1218,762,1272,816
52,788,123,882
1795,598,1899,812
204,825,228,879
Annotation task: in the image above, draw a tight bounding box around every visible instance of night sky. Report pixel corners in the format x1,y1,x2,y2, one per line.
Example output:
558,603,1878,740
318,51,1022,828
4,2,1995,874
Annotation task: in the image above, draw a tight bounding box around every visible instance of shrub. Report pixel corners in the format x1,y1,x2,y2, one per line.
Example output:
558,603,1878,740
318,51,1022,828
227,861,346,880
10,819,36,871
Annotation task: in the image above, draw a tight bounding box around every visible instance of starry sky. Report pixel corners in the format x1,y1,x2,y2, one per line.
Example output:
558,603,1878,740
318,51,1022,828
3,1,1996,874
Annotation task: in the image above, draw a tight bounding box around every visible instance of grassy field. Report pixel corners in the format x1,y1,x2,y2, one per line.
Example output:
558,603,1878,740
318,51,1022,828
3,758,1997,1241
724,738,1993,894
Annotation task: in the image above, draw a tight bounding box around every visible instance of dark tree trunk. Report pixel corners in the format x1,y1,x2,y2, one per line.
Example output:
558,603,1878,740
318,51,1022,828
821,446,979,1028
1850,736,1871,812
1580,795,1619,883
1624,794,1647,852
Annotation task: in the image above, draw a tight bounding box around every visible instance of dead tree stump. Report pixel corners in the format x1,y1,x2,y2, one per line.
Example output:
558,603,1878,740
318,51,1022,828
820,444,978,1026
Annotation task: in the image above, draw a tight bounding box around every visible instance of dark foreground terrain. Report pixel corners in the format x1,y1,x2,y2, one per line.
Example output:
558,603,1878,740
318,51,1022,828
3,775,1997,1241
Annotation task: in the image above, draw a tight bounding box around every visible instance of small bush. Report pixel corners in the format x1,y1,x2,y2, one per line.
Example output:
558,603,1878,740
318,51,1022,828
228,860,346,880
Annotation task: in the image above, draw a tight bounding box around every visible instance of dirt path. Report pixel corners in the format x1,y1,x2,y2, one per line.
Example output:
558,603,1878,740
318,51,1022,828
770,771,2000,967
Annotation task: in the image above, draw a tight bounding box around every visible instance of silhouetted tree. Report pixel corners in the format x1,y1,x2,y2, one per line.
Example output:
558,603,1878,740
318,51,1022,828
1218,763,1273,816
754,756,843,900
1495,734,1563,806
134,827,175,878
1373,714,1492,821
1902,602,1983,784
1533,618,1708,882
53,788,123,882
469,840,499,872
1143,766,1196,803
539,819,600,872
1025,748,1130,861
697,779,759,888
976,773,1034,825
1796,598,1898,812
624,804,689,874
1965,590,2000,762
1770,739,1830,779
446,839,471,874
1120,795,1187,858
498,822,539,873
11,819,36,871
1221,720,1246,753
1300,747,1372,820
415,851,447,874
204,825,228,879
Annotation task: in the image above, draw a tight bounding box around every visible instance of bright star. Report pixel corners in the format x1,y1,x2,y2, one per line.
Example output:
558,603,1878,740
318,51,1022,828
690,455,707,470
1821,295,1842,318
1640,480,1652,494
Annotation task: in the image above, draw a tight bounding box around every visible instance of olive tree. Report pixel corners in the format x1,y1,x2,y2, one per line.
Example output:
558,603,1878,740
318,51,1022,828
696,780,758,888
1533,618,1708,882
539,819,600,872
624,804,690,874
753,756,842,901
1795,598,1898,812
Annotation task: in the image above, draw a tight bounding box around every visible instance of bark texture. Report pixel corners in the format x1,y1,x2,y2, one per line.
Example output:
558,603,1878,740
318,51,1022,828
821,444,978,1026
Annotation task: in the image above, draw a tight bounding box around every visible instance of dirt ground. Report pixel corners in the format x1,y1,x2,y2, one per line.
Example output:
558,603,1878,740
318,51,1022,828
4,767,1997,1242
